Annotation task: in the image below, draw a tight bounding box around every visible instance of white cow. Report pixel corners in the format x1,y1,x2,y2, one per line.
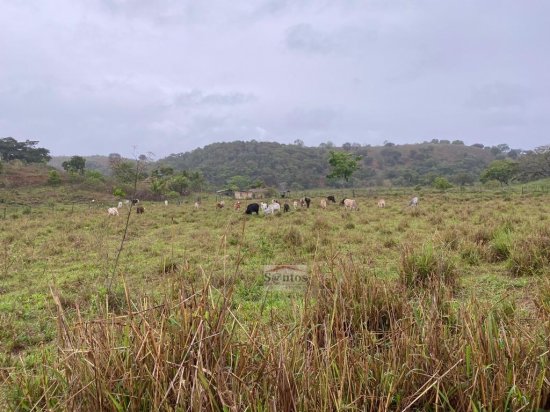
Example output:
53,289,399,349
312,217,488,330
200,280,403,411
409,197,419,207
271,201,281,213
164,200,168,206
343,199,358,211
117,201,123,209
194,201,200,209
377,199,386,208
320,199,327,209
107,207,119,216
293,200,298,209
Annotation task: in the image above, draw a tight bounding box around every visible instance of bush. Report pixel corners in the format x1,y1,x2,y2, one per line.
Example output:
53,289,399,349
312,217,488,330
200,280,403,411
399,243,458,290
113,187,126,198
507,231,550,276
488,230,512,262
432,177,453,190
47,170,61,185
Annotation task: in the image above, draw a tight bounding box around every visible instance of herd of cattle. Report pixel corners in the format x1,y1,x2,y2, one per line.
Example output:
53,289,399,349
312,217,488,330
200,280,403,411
106,195,420,216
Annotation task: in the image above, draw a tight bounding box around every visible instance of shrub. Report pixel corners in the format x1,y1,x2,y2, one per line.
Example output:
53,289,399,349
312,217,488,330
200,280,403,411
433,177,453,190
399,243,458,290
47,170,61,185
113,187,126,198
488,229,512,262
460,242,481,266
284,227,304,247
507,231,550,276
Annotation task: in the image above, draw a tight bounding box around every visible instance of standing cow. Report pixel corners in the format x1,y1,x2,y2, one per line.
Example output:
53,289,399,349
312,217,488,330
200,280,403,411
245,203,260,215
342,199,358,211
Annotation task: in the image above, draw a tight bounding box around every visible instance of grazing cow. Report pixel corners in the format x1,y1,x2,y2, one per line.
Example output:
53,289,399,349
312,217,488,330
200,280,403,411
217,200,225,209
125,199,130,205
245,203,260,215
342,199,358,211
293,200,298,209
234,201,241,210
271,201,281,213
164,200,168,206
409,197,419,207
117,201,123,209
107,207,119,216
320,199,327,209
377,199,386,208
194,201,200,209
284,203,290,212
132,199,139,205
327,195,336,203
300,197,311,208
136,206,145,214
262,203,274,215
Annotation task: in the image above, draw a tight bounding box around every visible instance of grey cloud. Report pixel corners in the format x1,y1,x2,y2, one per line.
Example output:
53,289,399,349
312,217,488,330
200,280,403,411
466,83,527,111
173,90,257,107
285,24,334,54
285,107,340,130
1,0,549,156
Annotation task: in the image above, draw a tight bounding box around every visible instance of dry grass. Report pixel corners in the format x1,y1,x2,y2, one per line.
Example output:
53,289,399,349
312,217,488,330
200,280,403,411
5,260,549,411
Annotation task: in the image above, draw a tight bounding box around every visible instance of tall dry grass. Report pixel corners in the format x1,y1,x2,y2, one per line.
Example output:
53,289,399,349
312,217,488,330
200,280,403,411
5,257,550,411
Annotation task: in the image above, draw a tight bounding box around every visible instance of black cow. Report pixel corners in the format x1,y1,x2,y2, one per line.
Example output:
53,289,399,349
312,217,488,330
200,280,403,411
132,199,140,205
283,203,290,212
245,203,260,215
327,195,336,203
304,197,311,208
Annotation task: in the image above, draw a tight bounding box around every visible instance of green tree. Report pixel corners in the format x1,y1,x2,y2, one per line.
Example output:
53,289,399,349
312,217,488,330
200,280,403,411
112,161,147,184
61,156,86,174
327,151,361,182
227,175,251,191
167,174,189,194
150,179,167,198
0,137,51,163
518,147,550,181
432,176,453,190
452,172,476,186
480,160,519,186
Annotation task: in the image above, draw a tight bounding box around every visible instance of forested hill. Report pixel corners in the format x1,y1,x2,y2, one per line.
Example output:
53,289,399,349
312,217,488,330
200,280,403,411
160,140,508,189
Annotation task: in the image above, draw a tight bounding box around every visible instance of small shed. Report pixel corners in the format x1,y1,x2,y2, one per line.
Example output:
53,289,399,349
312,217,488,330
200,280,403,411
234,188,268,199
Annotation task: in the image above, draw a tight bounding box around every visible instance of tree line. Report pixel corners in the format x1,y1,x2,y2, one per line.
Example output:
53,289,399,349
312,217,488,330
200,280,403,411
2,137,549,193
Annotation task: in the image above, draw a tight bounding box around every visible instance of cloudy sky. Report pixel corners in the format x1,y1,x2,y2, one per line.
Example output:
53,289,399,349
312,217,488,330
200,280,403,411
1,0,549,158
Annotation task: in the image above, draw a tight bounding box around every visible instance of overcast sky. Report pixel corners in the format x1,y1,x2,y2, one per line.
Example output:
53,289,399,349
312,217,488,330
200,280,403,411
1,0,549,158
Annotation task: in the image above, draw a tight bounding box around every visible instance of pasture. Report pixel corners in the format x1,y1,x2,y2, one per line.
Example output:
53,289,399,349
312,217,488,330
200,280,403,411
1,189,549,410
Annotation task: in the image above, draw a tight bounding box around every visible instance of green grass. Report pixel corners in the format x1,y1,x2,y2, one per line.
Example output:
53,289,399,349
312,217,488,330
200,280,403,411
0,188,549,409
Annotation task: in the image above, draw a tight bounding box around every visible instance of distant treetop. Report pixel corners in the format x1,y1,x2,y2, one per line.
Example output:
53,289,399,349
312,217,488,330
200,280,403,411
0,137,51,163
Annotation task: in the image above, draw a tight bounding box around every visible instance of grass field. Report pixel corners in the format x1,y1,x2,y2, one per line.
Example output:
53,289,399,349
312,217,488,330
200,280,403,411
0,188,549,410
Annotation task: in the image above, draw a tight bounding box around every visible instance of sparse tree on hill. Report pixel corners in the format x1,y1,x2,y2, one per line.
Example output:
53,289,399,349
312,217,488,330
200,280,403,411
480,160,519,186
518,147,550,181
228,175,252,191
433,177,453,190
0,137,51,163
327,151,361,183
62,156,86,175
168,174,189,195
